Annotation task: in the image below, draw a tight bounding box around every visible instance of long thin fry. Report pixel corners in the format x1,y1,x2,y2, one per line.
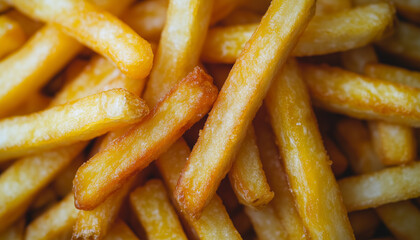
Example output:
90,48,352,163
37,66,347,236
0,15,26,59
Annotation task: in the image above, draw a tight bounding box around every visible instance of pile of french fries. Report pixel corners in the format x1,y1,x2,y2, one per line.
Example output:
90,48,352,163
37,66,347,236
1,0,420,239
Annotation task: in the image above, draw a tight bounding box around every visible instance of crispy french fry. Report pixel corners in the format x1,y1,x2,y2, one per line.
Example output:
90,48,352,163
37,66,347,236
315,0,352,15
323,135,348,176
253,109,307,239
266,59,353,239
0,218,24,240
104,219,139,240
74,67,217,210
130,179,188,240
348,210,380,239
25,194,78,240
0,143,84,232
341,45,378,74
0,89,148,160
143,0,212,106
219,9,262,26
0,15,26,59
176,0,315,218
201,3,394,63
301,63,420,127
245,204,286,240
156,139,242,240
365,63,420,89
339,161,420,212
6,0,153,80
4,9,43,36
52,154,84,198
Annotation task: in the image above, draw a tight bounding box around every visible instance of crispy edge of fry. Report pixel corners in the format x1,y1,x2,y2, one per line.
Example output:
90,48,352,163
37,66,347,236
348,210,380,240
104,219,139,240
175,0,315,218
73,67,217,210
265,59,354,239
0,15,26,59
130,179,188,240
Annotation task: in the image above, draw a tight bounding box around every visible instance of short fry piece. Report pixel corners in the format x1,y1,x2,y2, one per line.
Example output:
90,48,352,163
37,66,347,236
176,0,315,218
265,59,353,239
0,15,26,59
0,89,149,160
74,67,217,210
245,204,286,240
104,219,139,240
130,179,188,240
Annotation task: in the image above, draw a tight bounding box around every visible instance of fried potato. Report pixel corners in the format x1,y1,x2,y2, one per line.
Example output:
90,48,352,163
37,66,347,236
175,0,315,218
104,219,139,240
4,9,43,36
156,139,242,240
0,218,24,240
245,204,286,240
52,154,84,198
341,45,378,74
339,161,420,212
315,0,352,15
265,59,353,239
202,3,394,63
210,0,241,25
7,92,51,117
6,0,153,80
323,135,348,176
74,67,217,210
0,89,148,160
393,0,420,24
130,179,188,240
365,63,420,89
0,15,26,59
348,210,380,239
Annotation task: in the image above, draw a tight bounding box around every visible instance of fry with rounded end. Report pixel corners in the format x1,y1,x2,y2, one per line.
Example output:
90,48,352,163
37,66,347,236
339,161,420,212
175,0,315,218
266,59,353,239
6,0,153,79
0,89,149,160
0,15,26,59
130,179,188,240
245,204,286,240
104,219,139,240
74,67,218,210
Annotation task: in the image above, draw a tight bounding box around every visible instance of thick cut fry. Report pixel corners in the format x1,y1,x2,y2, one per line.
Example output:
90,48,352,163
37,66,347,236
315,0,352,15
6,0,153,80
143,0,212,106
74,67,217,210
245,204,286,240
266,59,353,239
323,135,348,176
201,3,394,63
339,161,420,212
301,63,420,127
104,219,139,240
0,15,26,59
25,194,78,240
228,126,273,207
341,45,378,74
0,218,24,240
0,89,148,160
130,179,188,240
175,0,315,218
348,210,380,239
156,139,242,240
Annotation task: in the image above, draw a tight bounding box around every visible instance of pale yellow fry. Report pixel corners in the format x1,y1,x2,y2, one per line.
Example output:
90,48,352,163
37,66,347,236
0,15,26,59
339,161,420,212
201,3,394,63
266,59,353,239
315,0,352,15
376,201,420,240
341,45,378,74
25,194,78,240
0,218,24,240
0,144,83,232
104,219,139,240
156,139,242,240
348,210,380,240
4,9,43,36
175,0,315,218
143,0,213,106
0,89,148,160
245,204,286,240
6,0,153,80
130,179,188,240
229,126,273,207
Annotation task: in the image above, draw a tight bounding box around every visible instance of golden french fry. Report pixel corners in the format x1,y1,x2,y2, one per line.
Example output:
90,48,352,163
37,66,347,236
6,0,153,80
348,210,380,239
339,161,420,212
315,0,352,15
130,179,188,240
4,9,43,36
25,194,78,240
0,15,26,59
143,0,213,107
52,154,84,198
245,204,286,240
228,126,273,207
341,45,378,74
301,63,420,127
219,9,262,26
176,0,315,218
0,89,149,160
365,62,420,89
202,3,394,63
104,219,139,240
0,218,24,240
74,67,217,210
323,135,348,176
265,59,353,239
6,92,51,117
156,139,242,240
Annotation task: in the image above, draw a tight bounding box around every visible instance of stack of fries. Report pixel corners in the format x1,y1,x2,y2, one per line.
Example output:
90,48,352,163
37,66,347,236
1,0,420,239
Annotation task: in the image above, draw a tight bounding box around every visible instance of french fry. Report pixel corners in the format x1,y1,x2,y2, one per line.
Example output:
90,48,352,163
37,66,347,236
393,0,420,24
339,161,420,212
143,0,213,107
348,210,380,239
29,187,58,219
201,3,394,63
4,9,43,36
228,126,273,207
25,194,78,240
130,179,188,240
52,154,84,198
0,143,84,232
301,63,420,127
341,45,378,74
323,135,348,176
365,62,420,89
6,0,154,80
7,91,51,117
104,219,139,240
0,89,149,160
74,67,218,210
0,15,26,59
156,139,242,240
315,0,352,15
265,59,353,239
175,0,315,218
210,0,241,25
245,204,286,240
0,218,24,240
